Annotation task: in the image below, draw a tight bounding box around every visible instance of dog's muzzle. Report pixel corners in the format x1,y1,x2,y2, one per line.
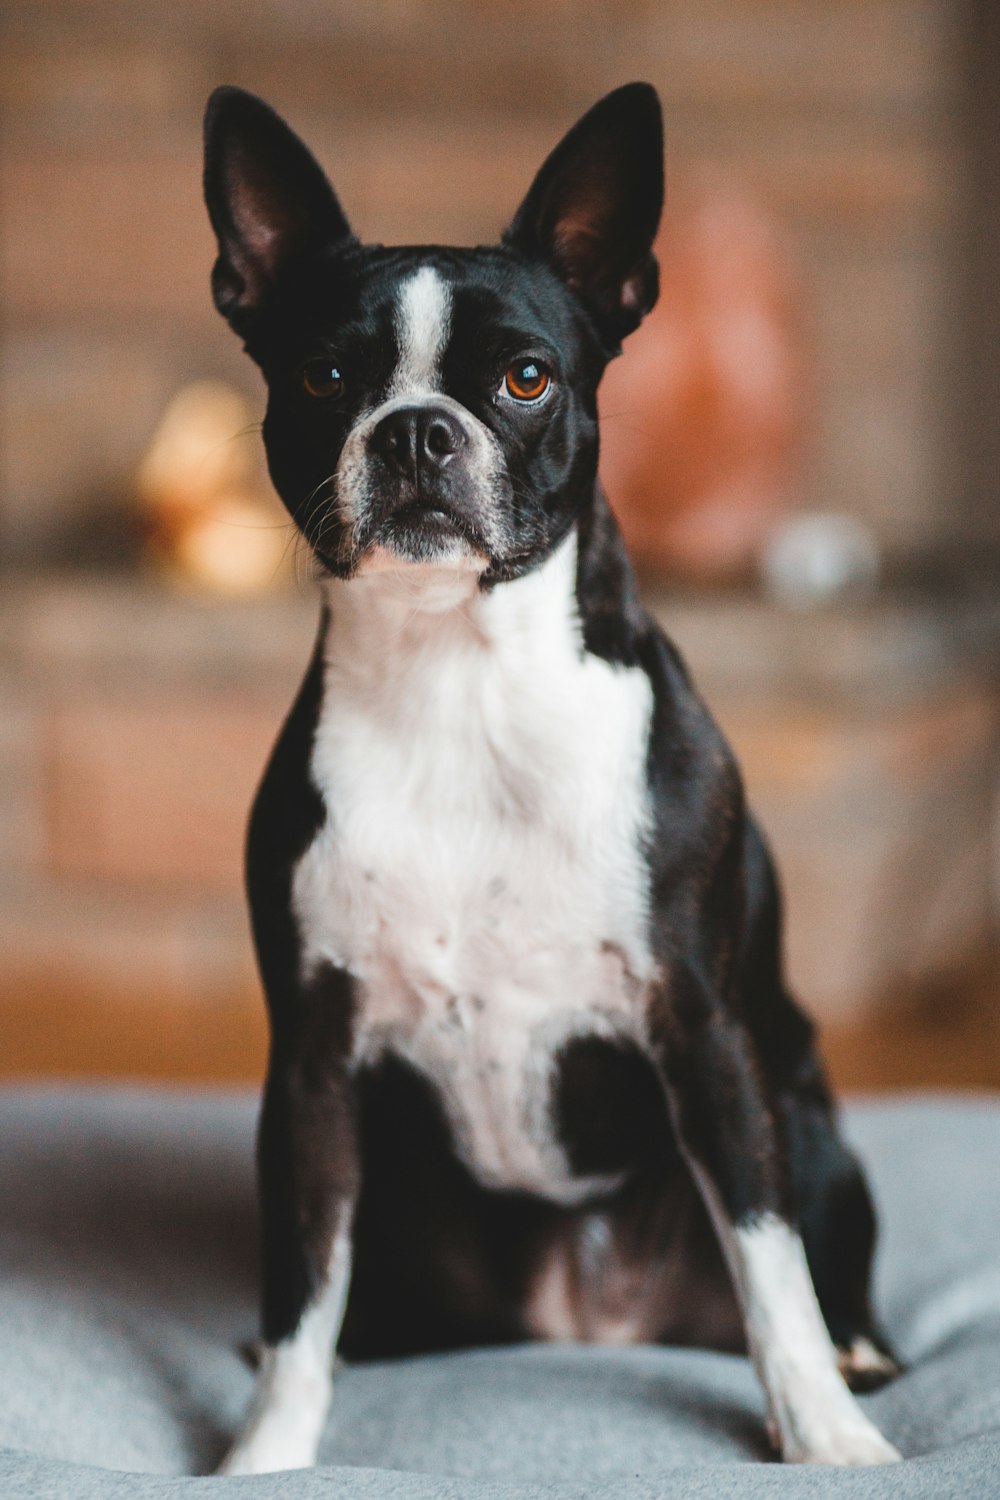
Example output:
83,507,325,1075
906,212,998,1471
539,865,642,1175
363,402,494,557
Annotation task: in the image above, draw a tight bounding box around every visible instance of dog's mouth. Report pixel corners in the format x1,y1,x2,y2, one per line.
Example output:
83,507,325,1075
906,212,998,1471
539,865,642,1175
313,467,506,580
312,503,489,579
367,499,491,567
386,502,466,537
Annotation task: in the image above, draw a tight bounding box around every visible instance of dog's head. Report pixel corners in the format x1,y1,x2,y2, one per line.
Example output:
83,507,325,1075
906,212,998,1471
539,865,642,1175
203,84,663,584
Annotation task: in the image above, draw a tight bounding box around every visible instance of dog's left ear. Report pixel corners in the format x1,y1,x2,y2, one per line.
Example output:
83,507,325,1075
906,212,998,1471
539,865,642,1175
504,83,663,350
203,86,355,335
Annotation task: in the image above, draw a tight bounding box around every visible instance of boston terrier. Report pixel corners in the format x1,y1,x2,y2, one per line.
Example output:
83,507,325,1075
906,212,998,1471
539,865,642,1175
203,82,901,1475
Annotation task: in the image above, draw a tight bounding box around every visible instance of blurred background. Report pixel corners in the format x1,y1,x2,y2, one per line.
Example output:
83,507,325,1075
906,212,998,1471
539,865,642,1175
1,0,997,1091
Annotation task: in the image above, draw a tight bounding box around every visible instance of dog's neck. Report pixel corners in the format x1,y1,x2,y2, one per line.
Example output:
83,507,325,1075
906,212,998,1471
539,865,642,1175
320,528,583,673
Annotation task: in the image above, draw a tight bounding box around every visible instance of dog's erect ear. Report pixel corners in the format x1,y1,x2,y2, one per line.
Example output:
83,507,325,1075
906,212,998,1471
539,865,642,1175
504,83,663,348
203,86,355,331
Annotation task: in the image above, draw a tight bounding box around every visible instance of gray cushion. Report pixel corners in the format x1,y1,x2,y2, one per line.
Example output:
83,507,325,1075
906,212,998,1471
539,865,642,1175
1,1087,998,1498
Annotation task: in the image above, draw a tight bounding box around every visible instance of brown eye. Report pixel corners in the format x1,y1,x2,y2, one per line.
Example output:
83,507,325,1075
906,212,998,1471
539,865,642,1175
503,359,552,403
302,360,345,399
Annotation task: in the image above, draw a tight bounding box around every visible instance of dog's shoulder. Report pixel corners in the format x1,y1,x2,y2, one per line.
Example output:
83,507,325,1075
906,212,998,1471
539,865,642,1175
574,488,744,855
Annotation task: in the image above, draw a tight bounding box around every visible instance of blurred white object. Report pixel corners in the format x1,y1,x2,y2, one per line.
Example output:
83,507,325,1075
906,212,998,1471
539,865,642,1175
761,512,880,608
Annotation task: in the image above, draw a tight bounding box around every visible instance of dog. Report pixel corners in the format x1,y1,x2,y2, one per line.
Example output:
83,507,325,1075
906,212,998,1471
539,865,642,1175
203,81,901,1475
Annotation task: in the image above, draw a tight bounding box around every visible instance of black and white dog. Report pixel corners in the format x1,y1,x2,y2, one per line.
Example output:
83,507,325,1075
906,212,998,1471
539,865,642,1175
203,82,900,1474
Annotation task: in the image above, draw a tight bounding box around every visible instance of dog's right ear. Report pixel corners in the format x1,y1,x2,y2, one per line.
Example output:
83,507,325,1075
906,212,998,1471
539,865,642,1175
203,86,355,333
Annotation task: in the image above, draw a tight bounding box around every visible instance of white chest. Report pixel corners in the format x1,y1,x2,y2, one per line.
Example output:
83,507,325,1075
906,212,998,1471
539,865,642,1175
293,541,657,1200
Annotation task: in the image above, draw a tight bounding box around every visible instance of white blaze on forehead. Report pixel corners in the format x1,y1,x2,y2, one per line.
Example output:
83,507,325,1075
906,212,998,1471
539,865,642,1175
390,266,451,396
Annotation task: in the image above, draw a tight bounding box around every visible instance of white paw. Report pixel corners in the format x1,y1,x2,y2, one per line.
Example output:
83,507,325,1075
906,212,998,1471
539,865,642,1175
780,1410,901,1467
216,1337,333,1475
215,1389,326,1476
216,1424,318,1476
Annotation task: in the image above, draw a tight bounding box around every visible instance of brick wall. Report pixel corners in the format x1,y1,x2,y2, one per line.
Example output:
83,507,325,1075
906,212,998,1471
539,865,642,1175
0,0,974,564
2,3,996,1051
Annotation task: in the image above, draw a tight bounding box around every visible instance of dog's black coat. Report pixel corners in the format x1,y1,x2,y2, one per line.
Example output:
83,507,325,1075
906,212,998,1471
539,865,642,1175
204,81,890,1394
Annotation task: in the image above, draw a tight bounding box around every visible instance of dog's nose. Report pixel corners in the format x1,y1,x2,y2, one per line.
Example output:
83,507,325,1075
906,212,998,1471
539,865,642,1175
370,406,466,480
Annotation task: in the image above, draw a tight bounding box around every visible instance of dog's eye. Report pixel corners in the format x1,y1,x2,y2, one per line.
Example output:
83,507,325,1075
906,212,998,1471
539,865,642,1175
502,360,552,403
302,360,345,399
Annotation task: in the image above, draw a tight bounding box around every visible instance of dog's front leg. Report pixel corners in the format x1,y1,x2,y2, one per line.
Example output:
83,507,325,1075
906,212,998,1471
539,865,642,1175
218,977,359,1476
653,969,900,1467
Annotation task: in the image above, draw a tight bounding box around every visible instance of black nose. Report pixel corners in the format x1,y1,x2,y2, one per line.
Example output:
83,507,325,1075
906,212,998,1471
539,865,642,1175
370,405,466,481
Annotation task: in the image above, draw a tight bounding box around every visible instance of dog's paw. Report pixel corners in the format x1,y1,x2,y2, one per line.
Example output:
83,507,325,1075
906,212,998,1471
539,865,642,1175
837,1336,901,1393
216,1400,324,1476
778,1407,901,1467
216,1428,317,1476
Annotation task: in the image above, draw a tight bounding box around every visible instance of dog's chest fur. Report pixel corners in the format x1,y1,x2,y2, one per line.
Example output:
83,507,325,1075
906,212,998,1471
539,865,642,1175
293,537,658,1201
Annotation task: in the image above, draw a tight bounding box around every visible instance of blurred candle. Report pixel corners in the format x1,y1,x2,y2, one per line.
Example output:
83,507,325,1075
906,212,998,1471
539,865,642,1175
136,381,291,596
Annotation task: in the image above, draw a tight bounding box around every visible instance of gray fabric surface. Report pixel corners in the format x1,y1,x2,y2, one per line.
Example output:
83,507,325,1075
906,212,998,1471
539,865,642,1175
0,1087,998,1498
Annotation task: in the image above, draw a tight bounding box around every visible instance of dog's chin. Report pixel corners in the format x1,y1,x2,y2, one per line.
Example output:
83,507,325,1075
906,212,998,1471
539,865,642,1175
356,508,490,577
